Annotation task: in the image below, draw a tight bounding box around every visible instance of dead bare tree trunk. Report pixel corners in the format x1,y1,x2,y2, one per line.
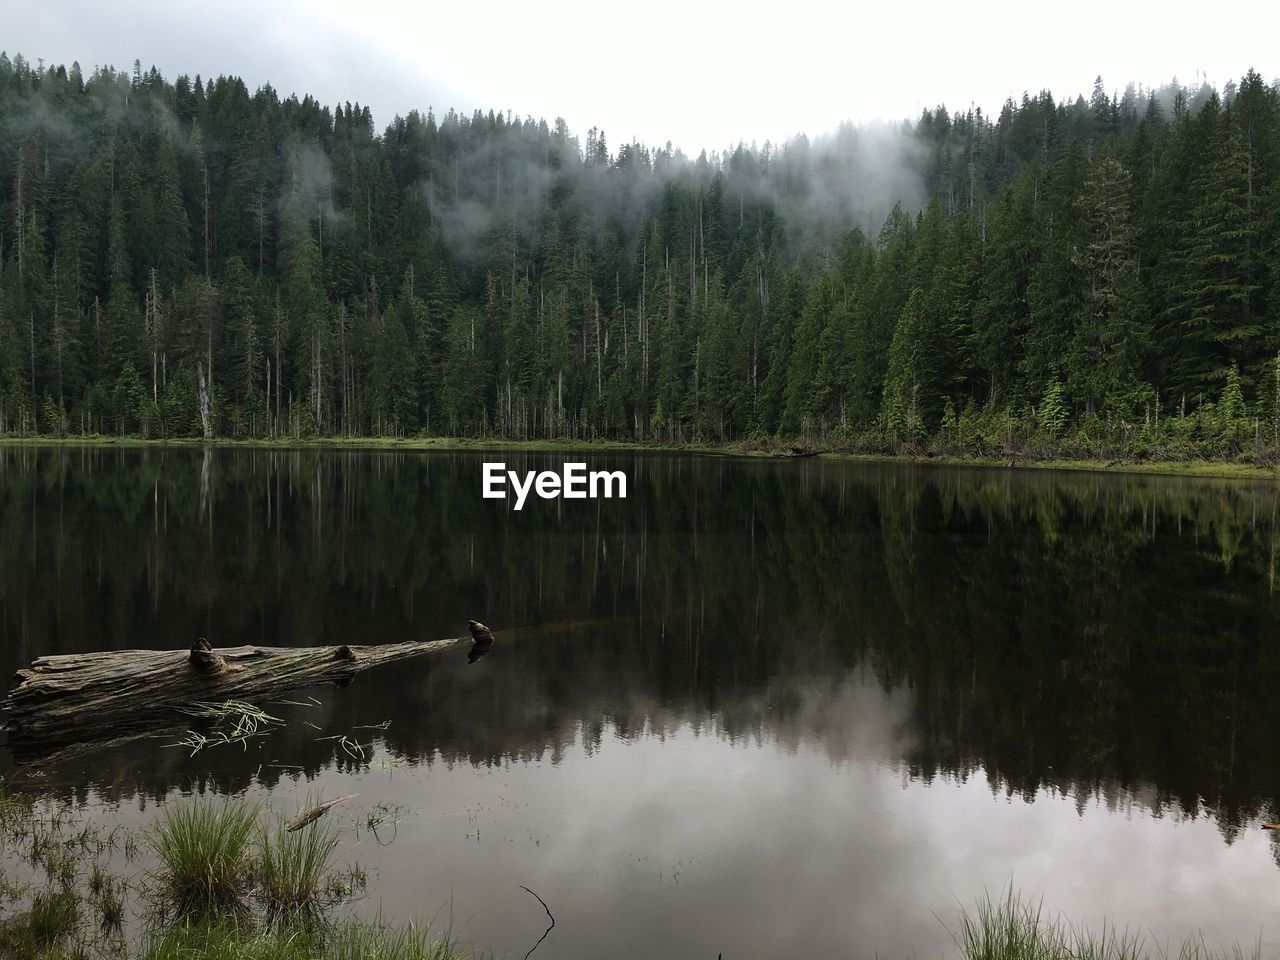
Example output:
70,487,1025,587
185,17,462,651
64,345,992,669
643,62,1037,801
197,361,212,439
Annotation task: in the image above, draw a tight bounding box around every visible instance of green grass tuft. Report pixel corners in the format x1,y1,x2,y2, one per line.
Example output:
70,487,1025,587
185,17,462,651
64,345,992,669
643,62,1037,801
93,871,125,933
954,889,1261,960
0,887,80,955
323,920,465,960
150,796,259,919
255,816,343,924
139,920,467,960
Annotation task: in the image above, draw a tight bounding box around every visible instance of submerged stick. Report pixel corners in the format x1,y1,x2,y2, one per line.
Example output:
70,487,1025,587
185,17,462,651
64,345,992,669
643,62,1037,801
519,885,555,960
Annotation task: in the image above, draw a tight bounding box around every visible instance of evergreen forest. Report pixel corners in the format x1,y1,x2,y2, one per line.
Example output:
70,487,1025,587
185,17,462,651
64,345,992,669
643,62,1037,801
1,54,1279,460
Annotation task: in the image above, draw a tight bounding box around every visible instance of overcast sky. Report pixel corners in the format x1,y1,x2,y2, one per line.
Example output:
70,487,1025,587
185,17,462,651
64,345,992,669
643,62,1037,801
9,0,1280,153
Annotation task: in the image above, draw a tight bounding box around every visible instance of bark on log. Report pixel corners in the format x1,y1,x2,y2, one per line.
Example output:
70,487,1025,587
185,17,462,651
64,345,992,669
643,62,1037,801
2,636,466,740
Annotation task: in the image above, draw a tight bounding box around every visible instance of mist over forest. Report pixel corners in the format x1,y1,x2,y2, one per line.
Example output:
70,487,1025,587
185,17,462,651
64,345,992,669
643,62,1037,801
0,53,1277,456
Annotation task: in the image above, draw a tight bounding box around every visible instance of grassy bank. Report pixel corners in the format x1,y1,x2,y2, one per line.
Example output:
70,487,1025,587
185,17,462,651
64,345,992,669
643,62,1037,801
1,432,1278,480
823,451,1280,480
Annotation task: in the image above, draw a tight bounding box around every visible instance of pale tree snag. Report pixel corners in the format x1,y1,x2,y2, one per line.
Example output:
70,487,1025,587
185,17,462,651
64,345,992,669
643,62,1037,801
197,359,212,439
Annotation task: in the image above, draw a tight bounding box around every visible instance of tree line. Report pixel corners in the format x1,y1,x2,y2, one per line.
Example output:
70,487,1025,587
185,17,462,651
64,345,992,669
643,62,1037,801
1,55,1278,457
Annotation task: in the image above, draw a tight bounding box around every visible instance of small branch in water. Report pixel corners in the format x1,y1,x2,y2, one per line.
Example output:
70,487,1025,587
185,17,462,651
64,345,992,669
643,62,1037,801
286,793,357,832
519,884,555,960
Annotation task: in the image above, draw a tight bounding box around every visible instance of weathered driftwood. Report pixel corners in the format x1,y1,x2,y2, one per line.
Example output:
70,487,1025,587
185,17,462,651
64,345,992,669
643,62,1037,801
2,634,471,739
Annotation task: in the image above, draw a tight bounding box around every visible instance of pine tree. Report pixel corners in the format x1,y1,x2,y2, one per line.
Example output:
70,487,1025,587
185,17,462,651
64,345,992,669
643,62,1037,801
882,288,933,439
1163,98,1262,398
221,257,261,429
1220,361,1247,424
1068,157,1149,417
1039,378,1068,437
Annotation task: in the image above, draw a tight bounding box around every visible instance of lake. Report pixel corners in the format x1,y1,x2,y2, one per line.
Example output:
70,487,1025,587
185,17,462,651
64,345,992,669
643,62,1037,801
2,445,1279,958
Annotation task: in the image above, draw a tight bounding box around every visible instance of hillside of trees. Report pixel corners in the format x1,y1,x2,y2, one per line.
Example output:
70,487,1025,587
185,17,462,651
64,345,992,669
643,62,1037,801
1,54,1278,459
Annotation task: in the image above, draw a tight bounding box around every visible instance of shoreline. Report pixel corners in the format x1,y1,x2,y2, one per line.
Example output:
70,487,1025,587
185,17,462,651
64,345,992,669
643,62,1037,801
0,784,1265,960
0,434,1276,480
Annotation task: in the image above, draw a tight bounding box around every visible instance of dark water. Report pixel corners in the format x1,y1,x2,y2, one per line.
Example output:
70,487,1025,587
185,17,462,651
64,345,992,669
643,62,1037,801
3,446,1280,957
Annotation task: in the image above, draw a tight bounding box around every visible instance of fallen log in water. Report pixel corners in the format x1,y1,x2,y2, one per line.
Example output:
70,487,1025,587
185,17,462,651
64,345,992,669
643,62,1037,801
2,633,475,740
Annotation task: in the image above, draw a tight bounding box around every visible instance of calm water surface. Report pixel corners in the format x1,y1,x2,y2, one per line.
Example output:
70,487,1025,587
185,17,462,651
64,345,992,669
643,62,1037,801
2,446,1280,957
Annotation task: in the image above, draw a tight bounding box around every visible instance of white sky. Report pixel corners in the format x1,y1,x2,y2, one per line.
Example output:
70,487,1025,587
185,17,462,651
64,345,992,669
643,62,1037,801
9,0,1280,153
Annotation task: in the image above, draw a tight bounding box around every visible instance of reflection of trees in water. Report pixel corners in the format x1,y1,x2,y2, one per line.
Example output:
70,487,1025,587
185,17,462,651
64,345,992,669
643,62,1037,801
3,448,1280,844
